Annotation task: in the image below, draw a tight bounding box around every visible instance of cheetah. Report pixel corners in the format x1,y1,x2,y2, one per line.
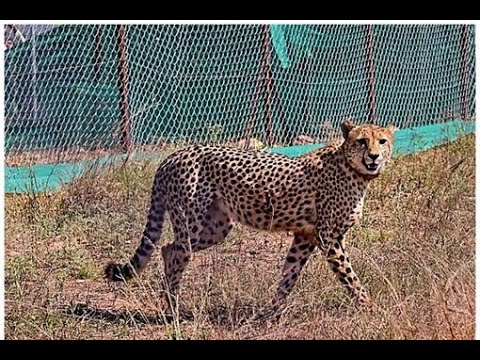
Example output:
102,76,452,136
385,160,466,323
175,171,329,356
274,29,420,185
105,119,396,316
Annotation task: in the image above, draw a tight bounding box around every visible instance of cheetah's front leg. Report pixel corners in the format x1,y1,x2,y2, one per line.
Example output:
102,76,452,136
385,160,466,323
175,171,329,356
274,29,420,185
319,232,372,308
269,232,316,315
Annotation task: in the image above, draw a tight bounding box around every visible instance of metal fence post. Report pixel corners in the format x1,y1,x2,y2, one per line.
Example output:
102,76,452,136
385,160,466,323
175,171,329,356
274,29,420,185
31,25,38,126
460,24,469,120
116,24,132,152
245,24,274,149
244,38,264,149
94,25,102,83
365,24,377,124
263,24,274,146
92,25,102,131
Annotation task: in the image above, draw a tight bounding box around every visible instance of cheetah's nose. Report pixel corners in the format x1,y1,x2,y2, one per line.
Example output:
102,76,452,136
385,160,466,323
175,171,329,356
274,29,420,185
368,153,379,161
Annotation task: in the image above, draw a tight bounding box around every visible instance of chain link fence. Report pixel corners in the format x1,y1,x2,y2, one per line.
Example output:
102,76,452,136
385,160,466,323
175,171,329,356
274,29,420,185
4,24,476,165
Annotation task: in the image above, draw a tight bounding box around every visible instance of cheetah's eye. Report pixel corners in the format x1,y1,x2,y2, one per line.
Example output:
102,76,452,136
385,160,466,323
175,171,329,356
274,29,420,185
379,139,387,145
357,138,367,147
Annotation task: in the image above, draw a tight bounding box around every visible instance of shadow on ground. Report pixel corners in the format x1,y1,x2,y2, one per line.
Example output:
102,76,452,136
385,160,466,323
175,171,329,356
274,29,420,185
65,302,266,328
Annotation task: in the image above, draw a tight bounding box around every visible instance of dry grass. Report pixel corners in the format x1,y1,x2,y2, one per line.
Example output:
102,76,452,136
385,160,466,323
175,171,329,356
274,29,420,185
4,135,475,339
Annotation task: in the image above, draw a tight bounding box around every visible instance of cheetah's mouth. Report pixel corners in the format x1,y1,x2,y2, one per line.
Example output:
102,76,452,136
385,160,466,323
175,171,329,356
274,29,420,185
362,159,379,172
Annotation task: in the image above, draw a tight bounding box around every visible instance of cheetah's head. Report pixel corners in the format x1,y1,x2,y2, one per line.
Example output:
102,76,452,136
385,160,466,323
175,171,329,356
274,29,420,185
341,119,397,178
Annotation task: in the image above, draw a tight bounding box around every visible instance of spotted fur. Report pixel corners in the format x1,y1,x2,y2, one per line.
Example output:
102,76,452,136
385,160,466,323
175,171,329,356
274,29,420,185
105,119,396,313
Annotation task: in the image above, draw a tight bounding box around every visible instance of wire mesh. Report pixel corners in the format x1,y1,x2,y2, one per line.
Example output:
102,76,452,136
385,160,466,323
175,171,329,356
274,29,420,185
4,24,476,165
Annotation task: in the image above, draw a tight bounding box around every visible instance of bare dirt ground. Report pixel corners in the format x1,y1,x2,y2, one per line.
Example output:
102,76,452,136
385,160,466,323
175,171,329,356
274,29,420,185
5,135,475,339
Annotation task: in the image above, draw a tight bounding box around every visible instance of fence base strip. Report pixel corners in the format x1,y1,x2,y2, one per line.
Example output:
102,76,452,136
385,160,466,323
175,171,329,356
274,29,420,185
5,120,475,194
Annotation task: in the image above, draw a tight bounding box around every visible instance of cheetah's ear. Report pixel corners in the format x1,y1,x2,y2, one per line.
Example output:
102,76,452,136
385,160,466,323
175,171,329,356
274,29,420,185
341,118,355,139
386,124,398,134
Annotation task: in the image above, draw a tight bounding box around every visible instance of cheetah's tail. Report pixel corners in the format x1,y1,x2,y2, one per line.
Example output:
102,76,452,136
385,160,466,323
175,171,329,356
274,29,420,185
105,190,166,282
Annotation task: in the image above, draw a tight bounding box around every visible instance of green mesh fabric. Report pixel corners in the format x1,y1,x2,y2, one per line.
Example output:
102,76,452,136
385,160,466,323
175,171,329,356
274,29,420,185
4,24,476,165
5,26,120,157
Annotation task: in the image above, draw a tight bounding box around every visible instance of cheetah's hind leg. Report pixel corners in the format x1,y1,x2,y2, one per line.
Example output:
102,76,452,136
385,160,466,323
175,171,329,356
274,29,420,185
161,197,232,320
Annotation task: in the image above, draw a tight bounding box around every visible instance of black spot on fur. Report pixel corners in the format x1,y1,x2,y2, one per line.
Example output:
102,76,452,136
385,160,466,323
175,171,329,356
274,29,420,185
287,256,297,263
137,248,148,257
